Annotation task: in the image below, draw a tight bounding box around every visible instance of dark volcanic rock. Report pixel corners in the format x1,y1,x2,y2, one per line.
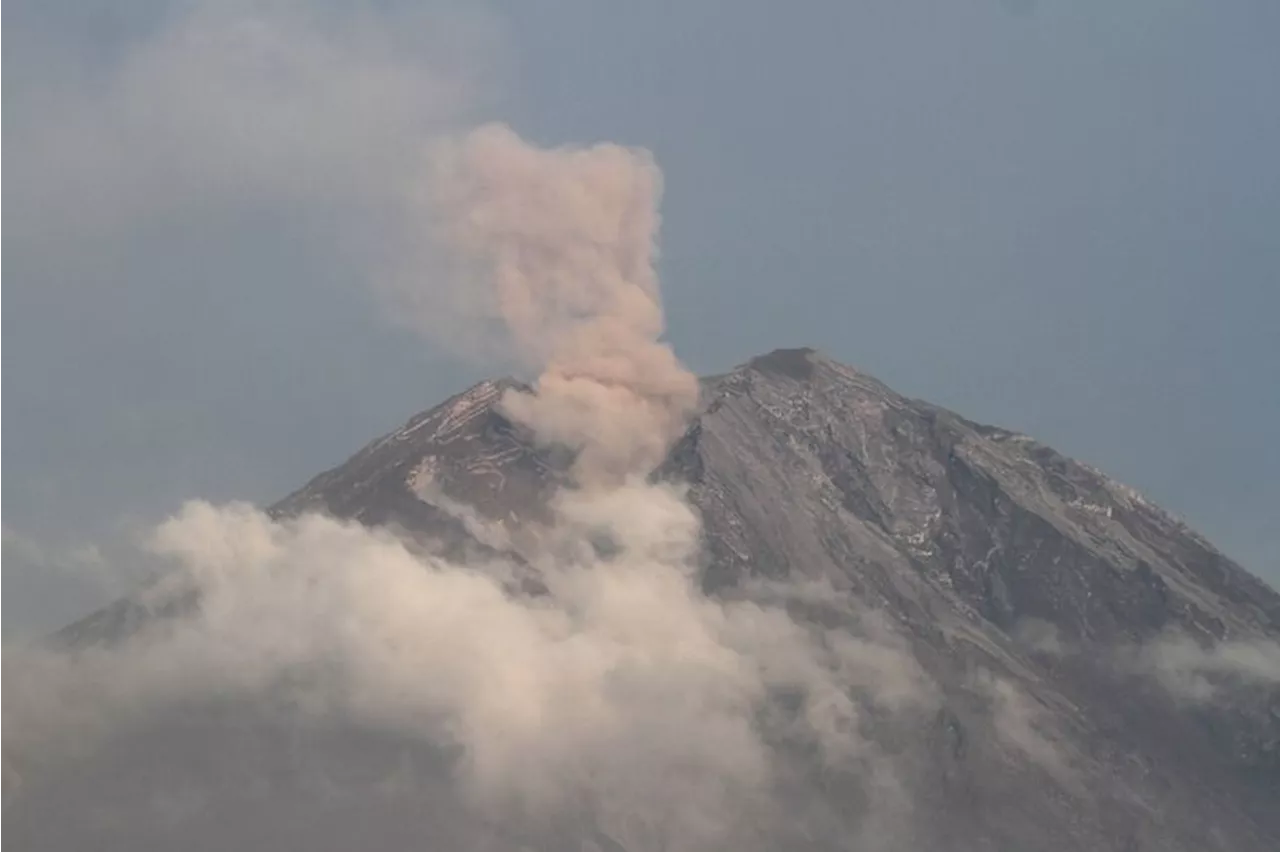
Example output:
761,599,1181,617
9,348,1280,852
271,377,567,548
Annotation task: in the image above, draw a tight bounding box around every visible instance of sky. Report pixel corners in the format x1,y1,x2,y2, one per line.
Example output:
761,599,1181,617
4,0,1278,636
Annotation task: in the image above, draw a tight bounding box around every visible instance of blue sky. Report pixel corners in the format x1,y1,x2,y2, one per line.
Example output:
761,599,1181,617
4,0,1278,634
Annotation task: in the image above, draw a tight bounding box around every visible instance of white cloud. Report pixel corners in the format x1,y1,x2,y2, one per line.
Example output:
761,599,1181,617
4,488,934,847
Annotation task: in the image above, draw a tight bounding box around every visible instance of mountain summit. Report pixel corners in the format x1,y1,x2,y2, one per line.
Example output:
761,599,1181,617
278,346,1278,640
9,348,1280,852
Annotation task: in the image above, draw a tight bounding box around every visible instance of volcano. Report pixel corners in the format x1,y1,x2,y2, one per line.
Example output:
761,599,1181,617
8,348,1279,852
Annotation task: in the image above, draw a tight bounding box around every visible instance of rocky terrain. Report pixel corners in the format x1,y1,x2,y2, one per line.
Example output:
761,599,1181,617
7,348,1279,852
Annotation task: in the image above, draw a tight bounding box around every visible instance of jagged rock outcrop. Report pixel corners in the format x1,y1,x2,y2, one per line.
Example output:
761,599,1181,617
8,348,1279,852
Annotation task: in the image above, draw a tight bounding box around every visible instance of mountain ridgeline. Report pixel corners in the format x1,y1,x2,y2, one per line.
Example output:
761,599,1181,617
9,348,1280,852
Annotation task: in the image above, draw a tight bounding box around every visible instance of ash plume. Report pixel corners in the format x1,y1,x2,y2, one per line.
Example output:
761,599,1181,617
402,123,699,485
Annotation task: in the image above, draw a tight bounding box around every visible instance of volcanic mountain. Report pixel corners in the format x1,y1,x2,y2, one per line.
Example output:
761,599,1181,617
8,348,1279,852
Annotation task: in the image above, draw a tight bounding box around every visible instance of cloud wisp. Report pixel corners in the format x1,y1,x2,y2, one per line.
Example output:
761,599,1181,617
1122,633,1280,704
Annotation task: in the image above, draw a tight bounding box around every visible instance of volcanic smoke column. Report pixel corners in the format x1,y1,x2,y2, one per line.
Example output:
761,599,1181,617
419,123,699,486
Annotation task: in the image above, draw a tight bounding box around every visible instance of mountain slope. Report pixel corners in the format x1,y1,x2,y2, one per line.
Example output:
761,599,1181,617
8,348,1279,852
265,346,1280,848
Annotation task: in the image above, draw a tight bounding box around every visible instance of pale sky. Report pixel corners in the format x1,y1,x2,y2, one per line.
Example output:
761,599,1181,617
4,0,1278,635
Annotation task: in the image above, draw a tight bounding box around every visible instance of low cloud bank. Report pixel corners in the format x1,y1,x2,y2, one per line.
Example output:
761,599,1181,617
5,486,934,848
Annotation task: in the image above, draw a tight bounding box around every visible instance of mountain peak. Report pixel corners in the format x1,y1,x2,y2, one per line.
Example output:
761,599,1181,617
743,346,824,379
728,346,900,401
